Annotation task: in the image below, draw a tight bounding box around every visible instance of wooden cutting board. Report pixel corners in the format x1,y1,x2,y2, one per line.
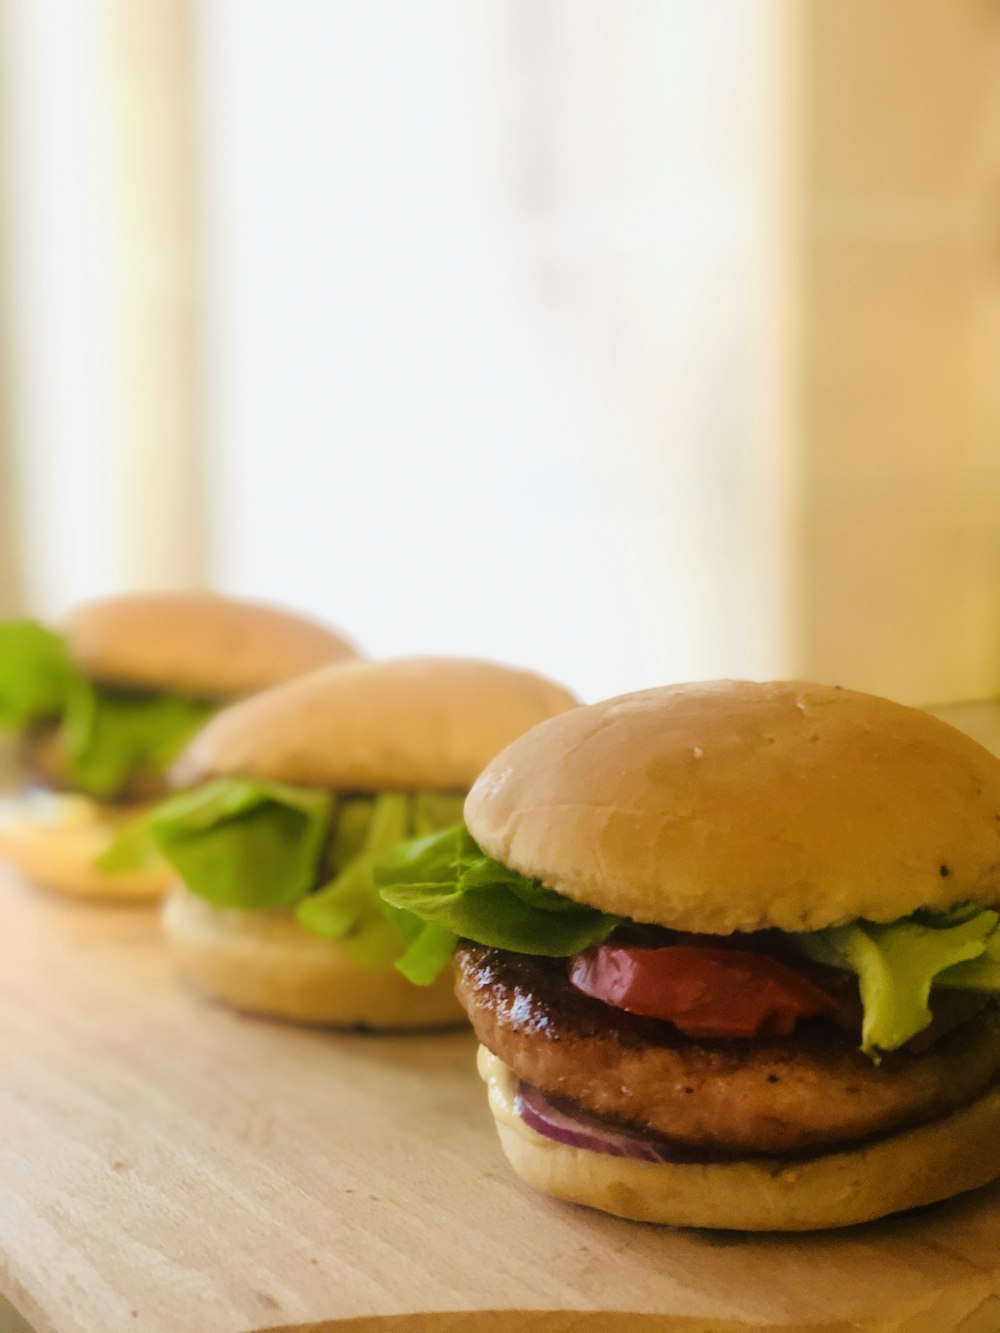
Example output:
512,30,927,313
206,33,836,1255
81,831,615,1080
3,872,1000,1333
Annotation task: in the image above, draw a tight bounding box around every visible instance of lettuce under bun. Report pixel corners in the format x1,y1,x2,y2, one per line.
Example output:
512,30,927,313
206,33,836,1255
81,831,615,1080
159,657,578,1029
0,593,358,900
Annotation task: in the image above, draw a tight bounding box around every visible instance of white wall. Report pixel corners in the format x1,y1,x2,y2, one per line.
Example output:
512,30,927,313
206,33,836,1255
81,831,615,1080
198,0,784,701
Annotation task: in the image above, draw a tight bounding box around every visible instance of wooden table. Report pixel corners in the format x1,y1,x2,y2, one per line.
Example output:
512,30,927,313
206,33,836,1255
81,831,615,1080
3,872,1000,1333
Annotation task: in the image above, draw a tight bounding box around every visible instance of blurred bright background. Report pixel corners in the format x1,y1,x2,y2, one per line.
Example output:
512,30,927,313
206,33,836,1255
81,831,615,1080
0,0,998,705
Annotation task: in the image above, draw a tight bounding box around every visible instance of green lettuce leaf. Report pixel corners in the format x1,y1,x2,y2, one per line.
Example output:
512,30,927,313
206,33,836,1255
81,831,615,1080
792,905,1000,1054
937,927,1000,988
94,808,161,873
149,778,333,909
375,825,621,983
411,792,469,836
383,912,458,986
0,621,74,729
0,618,217,798
297,793,412,964
61,686,215,799
123,780,465,971
296,792,467,965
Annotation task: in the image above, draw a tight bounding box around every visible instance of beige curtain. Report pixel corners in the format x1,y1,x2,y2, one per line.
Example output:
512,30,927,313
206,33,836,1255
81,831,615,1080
0,0,206,617
790,0,1000,704
0,21,26,618
104,0,207,590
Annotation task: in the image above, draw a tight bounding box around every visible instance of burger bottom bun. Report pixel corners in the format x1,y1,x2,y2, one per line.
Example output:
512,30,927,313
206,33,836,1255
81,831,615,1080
163,885,466,1031
0,791,168,901
478,1046,1000,1232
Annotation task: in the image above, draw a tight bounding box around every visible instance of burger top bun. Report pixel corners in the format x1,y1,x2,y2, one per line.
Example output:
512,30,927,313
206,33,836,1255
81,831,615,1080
61,592,358,698
465,679,1000,935
174,657,578,792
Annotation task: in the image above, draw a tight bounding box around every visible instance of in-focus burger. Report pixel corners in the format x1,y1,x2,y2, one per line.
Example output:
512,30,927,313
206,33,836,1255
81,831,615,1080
140,657,576,1029
377,681,1000,1230
0,592,357,899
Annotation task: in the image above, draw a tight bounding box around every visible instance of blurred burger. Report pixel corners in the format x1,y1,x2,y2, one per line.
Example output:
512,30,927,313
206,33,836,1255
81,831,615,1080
377,681,1000,1230
0,592,357,899
146,657,577,1029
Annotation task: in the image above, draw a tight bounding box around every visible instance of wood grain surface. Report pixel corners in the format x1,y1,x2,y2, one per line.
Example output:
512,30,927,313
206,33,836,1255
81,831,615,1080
3,871,1000,1333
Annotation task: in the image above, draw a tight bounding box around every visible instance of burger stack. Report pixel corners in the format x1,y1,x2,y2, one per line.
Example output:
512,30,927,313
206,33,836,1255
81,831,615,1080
6,592,1000,1234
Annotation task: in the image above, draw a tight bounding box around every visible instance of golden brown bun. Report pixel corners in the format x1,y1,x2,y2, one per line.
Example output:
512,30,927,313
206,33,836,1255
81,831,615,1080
479,1046,1000,1231
175,656,578,792
0,792,169,900
162,885,464,1029
61,591,358,698
465,680,1000,934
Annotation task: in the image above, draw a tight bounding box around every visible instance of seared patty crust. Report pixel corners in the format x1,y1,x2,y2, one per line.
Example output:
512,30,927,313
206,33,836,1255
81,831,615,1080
456,943,1000,1156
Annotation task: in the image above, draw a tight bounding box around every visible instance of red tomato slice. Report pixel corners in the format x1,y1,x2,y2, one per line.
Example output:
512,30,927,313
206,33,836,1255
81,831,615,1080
569,945,836,1039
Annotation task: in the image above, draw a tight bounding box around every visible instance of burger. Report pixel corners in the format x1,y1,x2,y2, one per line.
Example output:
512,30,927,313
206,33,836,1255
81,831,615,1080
146,656,577,1029
0,591,357,899
376,680,1000,1230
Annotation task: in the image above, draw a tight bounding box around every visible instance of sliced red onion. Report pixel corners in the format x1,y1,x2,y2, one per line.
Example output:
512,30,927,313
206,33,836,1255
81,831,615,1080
514,1082,702,1165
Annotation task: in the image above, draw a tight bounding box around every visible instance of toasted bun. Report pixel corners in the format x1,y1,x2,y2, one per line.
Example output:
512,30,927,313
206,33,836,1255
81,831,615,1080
175,657,578,792
465,680,1000,934
0,792,169,900
61,591,358,698
163,885,465,1029
479,1046,1000,1231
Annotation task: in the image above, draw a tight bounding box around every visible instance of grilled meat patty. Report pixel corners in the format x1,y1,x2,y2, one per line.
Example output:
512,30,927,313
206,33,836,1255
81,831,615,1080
456,943,1000,1156
17,725,170,804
